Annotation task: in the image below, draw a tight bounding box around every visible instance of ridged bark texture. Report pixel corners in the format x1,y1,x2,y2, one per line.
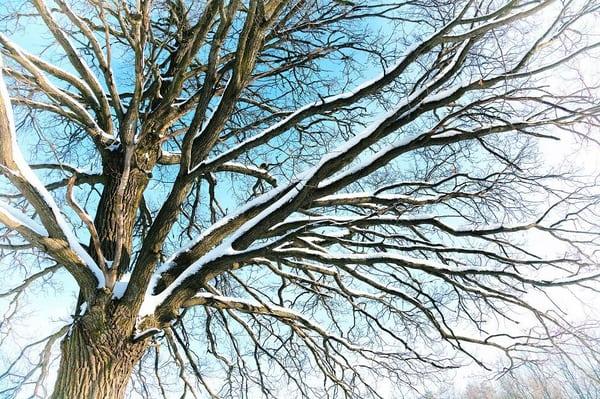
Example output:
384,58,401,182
50,311,146,399
93,164,149,273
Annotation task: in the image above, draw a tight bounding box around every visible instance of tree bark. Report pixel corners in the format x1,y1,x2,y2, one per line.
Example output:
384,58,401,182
93,162,150,274
50,142,160,398
50,308,147,399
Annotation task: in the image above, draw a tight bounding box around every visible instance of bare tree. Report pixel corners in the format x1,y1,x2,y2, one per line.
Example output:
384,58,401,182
427,352,600,399
1,0,600,398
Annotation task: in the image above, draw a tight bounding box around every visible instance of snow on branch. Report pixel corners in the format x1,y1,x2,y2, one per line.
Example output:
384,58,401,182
0,34,112,144
0,55,105,289
0,199,47,237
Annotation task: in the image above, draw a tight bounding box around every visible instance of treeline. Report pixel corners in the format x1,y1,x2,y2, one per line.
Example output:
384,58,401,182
422,357,600,399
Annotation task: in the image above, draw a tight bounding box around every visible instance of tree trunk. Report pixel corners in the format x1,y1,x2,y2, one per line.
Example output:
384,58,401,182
93,164,150,274
50,308,147,399
50,142,160,398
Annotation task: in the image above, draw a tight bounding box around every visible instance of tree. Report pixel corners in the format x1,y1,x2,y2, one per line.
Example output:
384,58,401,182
0,0,600,397
427,353,600,399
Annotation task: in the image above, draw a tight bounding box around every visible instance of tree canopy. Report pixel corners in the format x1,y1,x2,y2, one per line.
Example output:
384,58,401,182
1,0,600,398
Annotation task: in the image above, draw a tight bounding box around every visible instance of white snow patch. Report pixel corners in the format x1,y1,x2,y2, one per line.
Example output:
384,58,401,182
0,200,47,235
112,273,131,299
0,64,105,287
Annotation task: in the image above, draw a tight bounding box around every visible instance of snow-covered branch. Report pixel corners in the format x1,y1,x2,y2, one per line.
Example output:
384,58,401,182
0,55,104,291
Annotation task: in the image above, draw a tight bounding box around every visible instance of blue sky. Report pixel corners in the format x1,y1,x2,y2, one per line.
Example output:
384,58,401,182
1,2,600,398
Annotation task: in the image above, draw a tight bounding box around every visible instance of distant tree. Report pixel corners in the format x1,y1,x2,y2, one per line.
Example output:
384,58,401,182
1,0,600,398
431,354,600,399
497,356,600,399
462,382,487,399
497,370,566,399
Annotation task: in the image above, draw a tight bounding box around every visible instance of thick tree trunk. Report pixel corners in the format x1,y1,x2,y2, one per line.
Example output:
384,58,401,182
50,143,161,398
50,309,147,399
93,164,149,273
